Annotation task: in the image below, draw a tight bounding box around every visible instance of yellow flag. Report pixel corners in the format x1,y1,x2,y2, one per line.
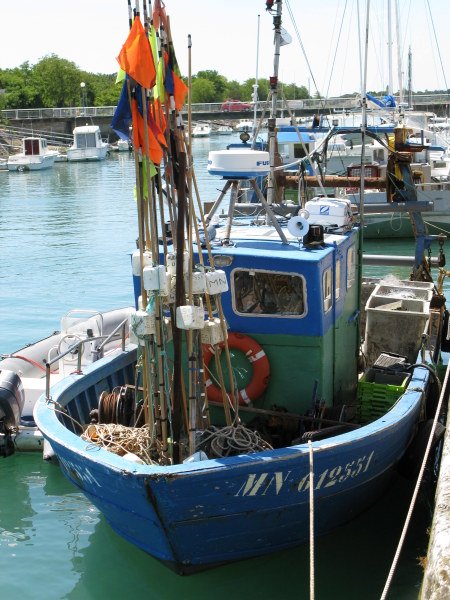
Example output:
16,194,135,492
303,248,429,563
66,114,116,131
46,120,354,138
142,159,157,196
154,59,165,103
116,68,126,84
149,26,158,66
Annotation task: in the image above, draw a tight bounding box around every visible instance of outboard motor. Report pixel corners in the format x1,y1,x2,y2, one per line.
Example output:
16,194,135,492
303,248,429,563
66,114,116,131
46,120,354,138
0,370,24,456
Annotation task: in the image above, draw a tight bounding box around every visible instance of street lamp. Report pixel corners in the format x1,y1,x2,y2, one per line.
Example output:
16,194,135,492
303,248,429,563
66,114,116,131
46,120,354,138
80,82,86,112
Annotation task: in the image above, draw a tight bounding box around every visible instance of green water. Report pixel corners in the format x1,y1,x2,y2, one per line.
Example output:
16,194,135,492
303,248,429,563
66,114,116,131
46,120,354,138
0,453,432,599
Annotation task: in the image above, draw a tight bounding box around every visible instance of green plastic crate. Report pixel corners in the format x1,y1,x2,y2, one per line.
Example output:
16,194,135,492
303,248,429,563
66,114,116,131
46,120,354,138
356,369,410,423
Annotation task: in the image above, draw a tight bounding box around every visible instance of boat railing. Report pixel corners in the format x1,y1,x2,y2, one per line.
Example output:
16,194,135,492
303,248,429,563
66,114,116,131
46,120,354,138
45,318,129,400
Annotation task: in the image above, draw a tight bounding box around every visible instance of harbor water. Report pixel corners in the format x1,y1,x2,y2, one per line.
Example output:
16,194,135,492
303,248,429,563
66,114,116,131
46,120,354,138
0,136,445,599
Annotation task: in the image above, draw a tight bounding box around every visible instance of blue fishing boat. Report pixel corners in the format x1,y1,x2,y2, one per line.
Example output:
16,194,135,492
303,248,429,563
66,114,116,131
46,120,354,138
33,0,447,574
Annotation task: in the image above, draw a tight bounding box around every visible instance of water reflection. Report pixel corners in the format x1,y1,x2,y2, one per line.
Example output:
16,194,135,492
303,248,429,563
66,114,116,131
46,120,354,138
0,455,99,599
64,471,428,600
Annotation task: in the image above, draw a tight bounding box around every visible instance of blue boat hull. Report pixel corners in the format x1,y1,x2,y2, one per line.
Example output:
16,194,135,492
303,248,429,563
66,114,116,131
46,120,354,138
34,347,428,572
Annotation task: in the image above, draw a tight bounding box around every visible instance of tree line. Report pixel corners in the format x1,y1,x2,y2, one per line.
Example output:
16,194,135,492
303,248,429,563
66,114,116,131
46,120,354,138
0,55,310,110
0,55,446,112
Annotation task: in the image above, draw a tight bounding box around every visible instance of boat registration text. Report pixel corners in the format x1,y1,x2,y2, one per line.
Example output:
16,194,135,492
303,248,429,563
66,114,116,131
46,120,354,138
235,451,375,497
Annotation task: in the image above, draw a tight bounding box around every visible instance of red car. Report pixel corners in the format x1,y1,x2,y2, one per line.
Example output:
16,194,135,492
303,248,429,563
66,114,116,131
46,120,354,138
221,100,252,112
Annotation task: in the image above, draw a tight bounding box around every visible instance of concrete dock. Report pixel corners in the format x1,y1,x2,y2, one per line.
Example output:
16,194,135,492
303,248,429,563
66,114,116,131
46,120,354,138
420,370,450,600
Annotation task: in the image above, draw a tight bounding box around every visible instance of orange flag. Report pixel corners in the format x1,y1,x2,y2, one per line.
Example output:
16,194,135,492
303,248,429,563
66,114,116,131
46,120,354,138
153,0,167,31
148,112,167,148
151,101,167,137
131,98,163,165
117,16,156,90
172,71,188,111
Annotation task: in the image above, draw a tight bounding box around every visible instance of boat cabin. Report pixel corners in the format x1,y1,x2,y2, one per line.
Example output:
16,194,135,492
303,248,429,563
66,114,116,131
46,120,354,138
133,219,360,418
202,227,360,414
73,125,103,149
23,137,48,156
272,128,316,174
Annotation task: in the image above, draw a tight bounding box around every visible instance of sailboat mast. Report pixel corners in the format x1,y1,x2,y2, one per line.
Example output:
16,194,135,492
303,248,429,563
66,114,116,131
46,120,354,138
253,14,260,133
361,1,371,239
394,0,403,104
407,46,412,108
387,0,393,95
266,0,282,208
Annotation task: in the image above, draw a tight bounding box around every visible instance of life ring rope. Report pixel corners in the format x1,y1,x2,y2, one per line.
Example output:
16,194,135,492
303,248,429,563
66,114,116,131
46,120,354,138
203,332,270,406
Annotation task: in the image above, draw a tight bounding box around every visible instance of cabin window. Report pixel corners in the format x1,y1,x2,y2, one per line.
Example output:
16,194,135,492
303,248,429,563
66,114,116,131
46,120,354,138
76,133,97,148
232,269,306,317
293,143,307,159
323,268,333,313
373,148,385,163
347,246,356,288
277,143,290,162
335,259,341,300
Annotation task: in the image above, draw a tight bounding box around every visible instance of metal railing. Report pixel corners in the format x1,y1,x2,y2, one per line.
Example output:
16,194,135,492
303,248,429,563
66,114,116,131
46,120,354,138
45,318,129,401
0,124,73,147
2,94,449,122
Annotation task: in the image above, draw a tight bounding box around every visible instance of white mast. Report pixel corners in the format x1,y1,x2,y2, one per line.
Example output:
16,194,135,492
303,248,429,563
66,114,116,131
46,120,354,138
253,14,260,133
394,0,403,104
387,0,393,95
407,46,412,108
360,0,371,234
266,0,282,208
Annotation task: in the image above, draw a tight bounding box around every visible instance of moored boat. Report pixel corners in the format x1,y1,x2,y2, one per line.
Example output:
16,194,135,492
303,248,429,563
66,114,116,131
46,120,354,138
67,125,109,162
33,0,448,577
235,118,253,132
7,137,58,172
217,125,233,135
0,307,134,456
192,124,211,138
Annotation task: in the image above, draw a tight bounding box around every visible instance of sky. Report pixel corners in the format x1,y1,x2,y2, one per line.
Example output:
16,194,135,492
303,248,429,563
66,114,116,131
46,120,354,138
0,0,448,98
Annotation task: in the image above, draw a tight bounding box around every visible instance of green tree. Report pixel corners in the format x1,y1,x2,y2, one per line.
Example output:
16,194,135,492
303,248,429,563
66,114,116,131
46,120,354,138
0,63,40,108
191,77,216,103
33,55,82,107
194,70,227,102
224,80,243,101
283,83,309,100
240,78,270,103
80,72,120,106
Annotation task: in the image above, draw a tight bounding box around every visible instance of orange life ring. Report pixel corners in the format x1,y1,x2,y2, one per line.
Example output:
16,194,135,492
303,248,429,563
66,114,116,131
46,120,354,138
203,332,270,406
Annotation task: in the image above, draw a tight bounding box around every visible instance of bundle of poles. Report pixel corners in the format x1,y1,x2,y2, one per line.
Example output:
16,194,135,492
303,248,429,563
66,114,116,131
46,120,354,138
118,0,240,465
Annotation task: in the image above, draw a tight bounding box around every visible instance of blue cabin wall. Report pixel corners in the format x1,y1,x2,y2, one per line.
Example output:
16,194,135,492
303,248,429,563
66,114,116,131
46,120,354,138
131,230,360,414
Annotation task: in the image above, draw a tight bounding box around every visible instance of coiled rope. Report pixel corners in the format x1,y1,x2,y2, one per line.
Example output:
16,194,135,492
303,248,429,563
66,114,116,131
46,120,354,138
81,423,171,465
197,424,272,458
